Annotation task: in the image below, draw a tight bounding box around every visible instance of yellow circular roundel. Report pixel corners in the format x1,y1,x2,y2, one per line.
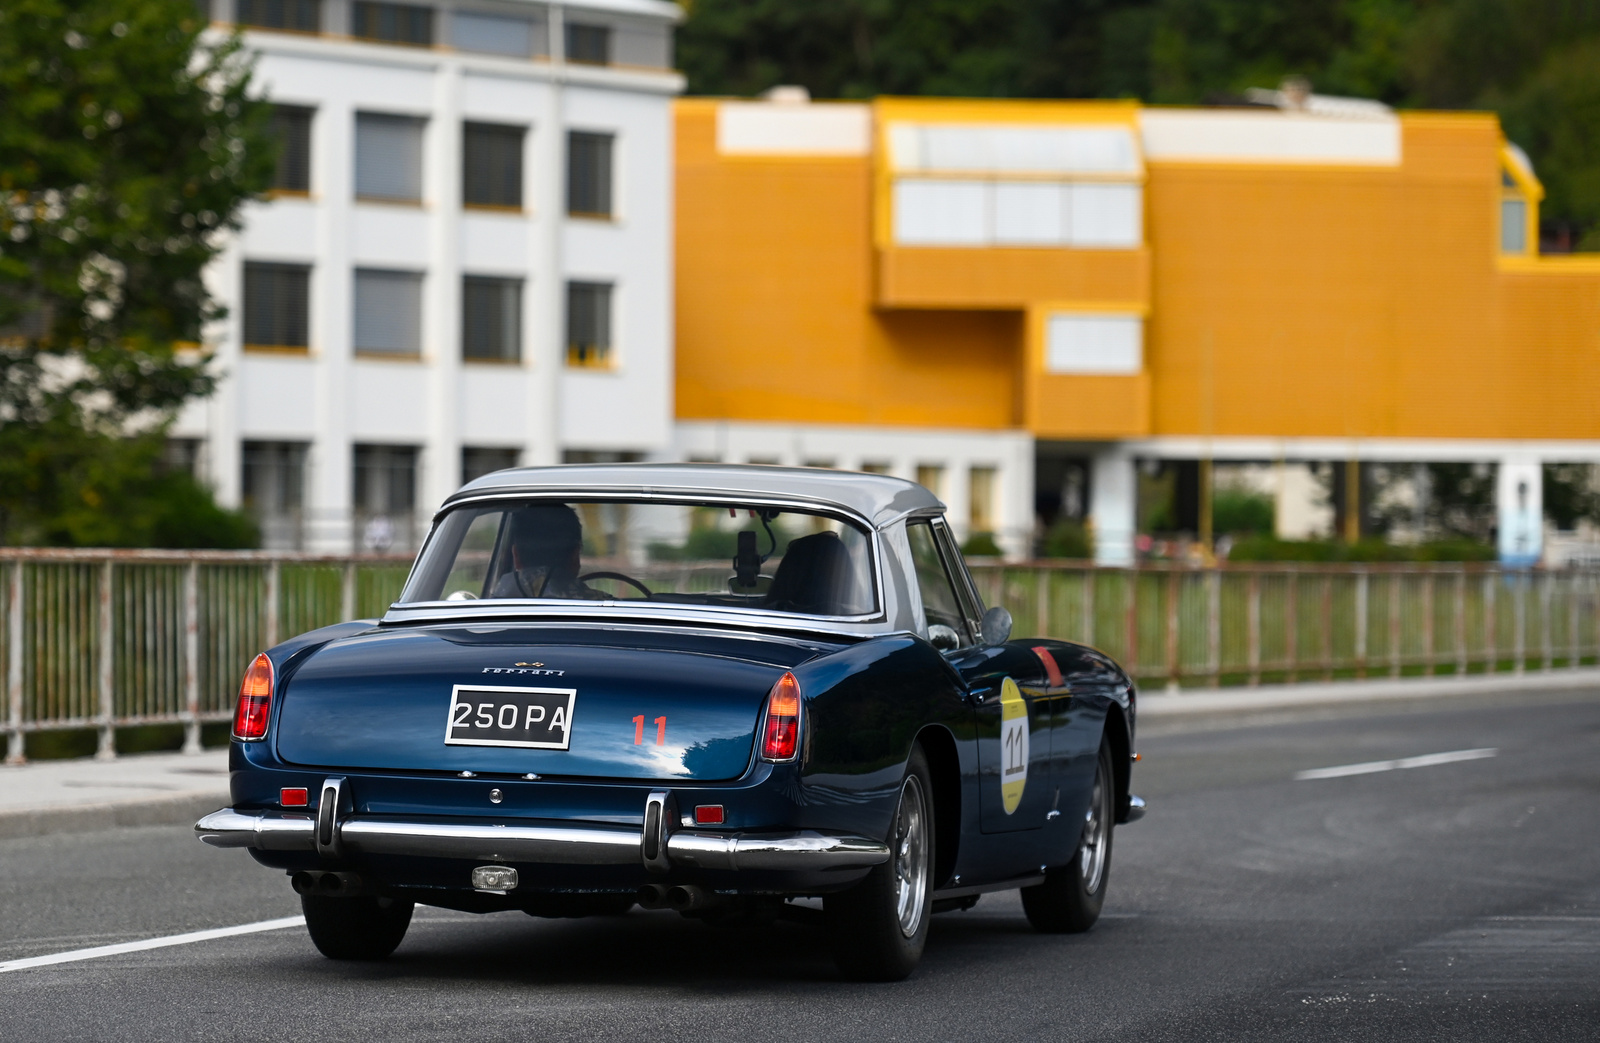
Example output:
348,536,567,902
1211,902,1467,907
999,677,1028,814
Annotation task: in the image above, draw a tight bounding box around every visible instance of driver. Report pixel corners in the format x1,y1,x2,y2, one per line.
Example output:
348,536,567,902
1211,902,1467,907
490,504,607,600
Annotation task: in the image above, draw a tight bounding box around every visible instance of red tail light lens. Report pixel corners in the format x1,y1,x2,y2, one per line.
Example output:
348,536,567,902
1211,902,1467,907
232,653,274,741
760,672,801,762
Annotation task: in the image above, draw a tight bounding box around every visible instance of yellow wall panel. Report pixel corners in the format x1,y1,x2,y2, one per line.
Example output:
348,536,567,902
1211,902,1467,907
878,247,1150,310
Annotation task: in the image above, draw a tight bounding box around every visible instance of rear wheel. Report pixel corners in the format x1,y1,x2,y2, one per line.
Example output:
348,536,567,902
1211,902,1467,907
302,894,414,960
824,745,934,981
1021,737,1114,933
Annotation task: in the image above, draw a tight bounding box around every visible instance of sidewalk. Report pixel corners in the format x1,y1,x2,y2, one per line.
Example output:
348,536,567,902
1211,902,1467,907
1140,666,1600,717
0,748,230,841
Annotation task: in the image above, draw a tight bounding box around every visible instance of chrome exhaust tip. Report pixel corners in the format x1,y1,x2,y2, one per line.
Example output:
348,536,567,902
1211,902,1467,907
292,870,370,897
665,884,712,912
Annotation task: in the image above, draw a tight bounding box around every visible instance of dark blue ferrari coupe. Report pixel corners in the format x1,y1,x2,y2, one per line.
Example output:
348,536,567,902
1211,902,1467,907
197,463,1144,980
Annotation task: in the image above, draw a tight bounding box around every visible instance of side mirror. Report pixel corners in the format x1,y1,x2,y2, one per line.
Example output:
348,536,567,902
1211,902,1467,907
980,605,1012,646
928,624,961,651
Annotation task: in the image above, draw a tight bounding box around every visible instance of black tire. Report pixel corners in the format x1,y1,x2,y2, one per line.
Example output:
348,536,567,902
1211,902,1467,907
302,894,414,960
1021,737,1114,934
824,744,935,982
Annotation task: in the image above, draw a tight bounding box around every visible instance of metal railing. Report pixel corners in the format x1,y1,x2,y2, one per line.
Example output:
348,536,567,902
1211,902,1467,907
5,550,1597,762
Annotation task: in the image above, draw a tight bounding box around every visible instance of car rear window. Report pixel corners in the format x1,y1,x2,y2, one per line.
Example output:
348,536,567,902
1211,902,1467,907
400,498,878,617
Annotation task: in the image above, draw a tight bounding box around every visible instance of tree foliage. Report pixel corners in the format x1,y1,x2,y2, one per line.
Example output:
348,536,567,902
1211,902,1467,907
678,0,1600,241
0,0,273,546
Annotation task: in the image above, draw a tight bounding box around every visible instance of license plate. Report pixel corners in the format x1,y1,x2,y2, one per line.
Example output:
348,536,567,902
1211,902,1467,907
444,685,576,750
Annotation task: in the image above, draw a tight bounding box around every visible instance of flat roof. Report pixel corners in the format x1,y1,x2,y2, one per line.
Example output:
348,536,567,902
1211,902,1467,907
447,462,943,528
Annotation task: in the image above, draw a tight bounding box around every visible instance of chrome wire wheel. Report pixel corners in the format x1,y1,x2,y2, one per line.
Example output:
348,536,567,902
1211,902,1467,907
1079,759,1109,895
892,773,930,938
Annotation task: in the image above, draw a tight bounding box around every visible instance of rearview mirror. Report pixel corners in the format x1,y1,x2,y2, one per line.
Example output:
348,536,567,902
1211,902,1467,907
980,605,1012,646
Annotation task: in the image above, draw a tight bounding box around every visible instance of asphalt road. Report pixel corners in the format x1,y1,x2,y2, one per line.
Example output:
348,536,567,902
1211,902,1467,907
3,687,1598,1042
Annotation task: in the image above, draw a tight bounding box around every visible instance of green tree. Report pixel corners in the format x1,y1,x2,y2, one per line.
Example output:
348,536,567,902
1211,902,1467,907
0,0,273,546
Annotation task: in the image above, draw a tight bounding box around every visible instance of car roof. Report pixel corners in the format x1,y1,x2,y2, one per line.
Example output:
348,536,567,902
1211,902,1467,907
445,462,944,529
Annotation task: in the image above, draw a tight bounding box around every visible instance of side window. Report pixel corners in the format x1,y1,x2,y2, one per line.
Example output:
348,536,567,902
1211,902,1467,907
906,519,971,646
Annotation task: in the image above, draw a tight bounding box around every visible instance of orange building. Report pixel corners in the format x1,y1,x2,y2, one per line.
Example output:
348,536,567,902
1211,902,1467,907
673,91,1600,563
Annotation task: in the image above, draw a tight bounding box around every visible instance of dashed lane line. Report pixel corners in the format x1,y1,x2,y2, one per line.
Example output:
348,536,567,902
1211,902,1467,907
0,916,305,974
1294,747,1498,781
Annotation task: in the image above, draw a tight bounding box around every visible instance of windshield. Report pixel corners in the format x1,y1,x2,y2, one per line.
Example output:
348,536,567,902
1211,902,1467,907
400,498,878,617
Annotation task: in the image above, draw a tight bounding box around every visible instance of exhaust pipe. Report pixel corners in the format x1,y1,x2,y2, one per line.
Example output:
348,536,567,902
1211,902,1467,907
664,884,715,912
636,883,671,910
291,870,370,897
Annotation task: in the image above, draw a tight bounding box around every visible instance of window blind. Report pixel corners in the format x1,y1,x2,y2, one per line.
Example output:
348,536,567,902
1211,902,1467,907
350,1,433,45
242,262,311,348
566,281,612,367
353,269,423,355
462,276,522,361
452,11,533,56
355,113,425,202
567,131,613,216
565,22,610,64
270,105,314,193
463,123,525,208
235,0,320,31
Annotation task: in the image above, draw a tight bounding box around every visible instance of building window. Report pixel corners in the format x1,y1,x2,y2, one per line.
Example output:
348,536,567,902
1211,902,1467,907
565,22,610,64
163,438,204,479
916,464,945,499
353,269,422,357
892,180,1141,248
350,1,433,46
462,276,522,361
1045,313,1142,375
453,11,534,57
355,112,425,203
860,462,892,475
269,105,313,194
242,261,310,350
567,131,613,218
462,446,519,485
235,0,320,32
566,281,612,368
242,441,308,550
353,444,418,551
969,466,997,532
1501,197,1529,254
463,123,524,209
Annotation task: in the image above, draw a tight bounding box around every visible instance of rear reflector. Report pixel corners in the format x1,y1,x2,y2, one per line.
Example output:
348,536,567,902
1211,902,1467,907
280,787,309,807
694,805,725,825
760,672,801,762
232,653,274,741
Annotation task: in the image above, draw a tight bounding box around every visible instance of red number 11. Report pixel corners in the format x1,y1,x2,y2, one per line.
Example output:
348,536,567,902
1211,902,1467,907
634,716,668,746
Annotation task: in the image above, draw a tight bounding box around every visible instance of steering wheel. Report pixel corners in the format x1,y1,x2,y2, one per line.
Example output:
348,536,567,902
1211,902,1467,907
579,571,653,599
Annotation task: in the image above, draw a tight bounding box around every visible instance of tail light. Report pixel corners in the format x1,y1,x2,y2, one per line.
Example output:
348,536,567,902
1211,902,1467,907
759,671,802,762
232,653,274,741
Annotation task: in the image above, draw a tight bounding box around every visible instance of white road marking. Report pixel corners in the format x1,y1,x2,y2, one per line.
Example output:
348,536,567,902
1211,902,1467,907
1295,747,1497,781
0,915,305,974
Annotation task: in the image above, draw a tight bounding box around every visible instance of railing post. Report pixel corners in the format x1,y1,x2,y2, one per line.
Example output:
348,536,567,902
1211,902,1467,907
1321,573,1334,681
1513,571,1526,675
1081,567,1095,646
1541,571,1554,672
264,559,281,650
6,562,24,766
1246,571,1261,687
1455,568,1467,676
1354,568,1368,679
1124,568,1139,684
1569,570,1581,669
1164,568,1180,692
1484,570,1497,673
1036,567,1050,640
95,559,115,761
1422,569,1435,677
342,561,357,623
1388,570,1402,679
1206,568,1221,688
182,561,201,755
1285,569,1299,684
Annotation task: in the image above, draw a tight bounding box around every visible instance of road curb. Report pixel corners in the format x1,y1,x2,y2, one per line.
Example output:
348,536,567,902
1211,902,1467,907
1140,668,1600,718
0,791,226,842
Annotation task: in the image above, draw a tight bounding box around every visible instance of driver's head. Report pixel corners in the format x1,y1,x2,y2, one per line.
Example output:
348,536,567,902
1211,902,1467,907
507,504,583,579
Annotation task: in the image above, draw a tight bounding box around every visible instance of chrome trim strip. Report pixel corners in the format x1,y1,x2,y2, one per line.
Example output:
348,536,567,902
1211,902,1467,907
665,830,889,872
195,808,316,850
340,819,642,865
316,777,345,858
930,874,1047,901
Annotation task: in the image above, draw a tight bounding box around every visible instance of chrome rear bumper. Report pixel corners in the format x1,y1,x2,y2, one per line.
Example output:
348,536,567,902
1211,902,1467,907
194,806,889,873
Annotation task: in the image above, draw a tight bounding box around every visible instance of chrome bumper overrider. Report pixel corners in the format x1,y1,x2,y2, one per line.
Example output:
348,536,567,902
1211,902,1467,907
194,807,890,873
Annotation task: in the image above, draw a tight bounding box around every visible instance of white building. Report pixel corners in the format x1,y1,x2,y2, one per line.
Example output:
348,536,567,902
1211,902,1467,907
177,0,681,551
